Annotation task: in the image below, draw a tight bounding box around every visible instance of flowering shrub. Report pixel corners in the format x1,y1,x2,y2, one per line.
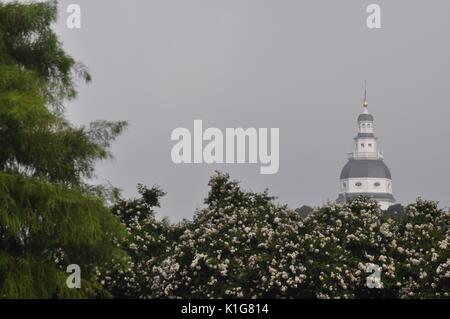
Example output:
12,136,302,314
391,199,450,298
97,185,182,298
297,199,398,298
151,173,305,298
103,173,450,299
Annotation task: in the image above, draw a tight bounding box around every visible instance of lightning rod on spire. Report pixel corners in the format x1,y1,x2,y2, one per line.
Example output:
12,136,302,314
363,80,368,107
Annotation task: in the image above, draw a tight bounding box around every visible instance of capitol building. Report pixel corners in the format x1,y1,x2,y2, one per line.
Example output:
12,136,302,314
337,91,395,210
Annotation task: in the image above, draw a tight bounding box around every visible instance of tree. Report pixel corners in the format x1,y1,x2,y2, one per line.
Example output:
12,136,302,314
97,184,181,299
151,172,306,298
385,203,405,219
295,205,313,218
298,198,398,298
147,174,450,299
0,1,127,298
390,199,450,298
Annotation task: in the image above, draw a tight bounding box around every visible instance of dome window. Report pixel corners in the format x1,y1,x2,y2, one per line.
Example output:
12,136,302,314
374,182,381,187
355,182,362,187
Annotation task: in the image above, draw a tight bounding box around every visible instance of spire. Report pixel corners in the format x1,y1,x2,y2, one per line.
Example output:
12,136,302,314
363,80,368,108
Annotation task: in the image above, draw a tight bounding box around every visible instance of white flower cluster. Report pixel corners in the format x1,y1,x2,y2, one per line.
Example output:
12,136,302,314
95,189,180,298
102,174,450,299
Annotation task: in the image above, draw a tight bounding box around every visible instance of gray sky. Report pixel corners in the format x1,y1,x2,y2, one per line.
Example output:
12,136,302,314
45,0,450,220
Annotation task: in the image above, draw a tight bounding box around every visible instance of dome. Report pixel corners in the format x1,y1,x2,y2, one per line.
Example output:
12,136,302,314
358,113,374,122
340,159,392,179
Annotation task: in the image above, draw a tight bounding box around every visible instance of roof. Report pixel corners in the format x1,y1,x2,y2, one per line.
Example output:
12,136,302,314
358,113,374,122
355,133,375,138
340,159,392,179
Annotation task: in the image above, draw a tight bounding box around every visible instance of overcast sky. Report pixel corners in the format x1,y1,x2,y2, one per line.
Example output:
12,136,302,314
28,0,450,220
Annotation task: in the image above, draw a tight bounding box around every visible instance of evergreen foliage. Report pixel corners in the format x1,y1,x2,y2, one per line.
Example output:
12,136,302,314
0,1,127,298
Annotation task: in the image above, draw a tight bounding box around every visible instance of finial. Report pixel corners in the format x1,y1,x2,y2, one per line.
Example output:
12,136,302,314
363,80,368,107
